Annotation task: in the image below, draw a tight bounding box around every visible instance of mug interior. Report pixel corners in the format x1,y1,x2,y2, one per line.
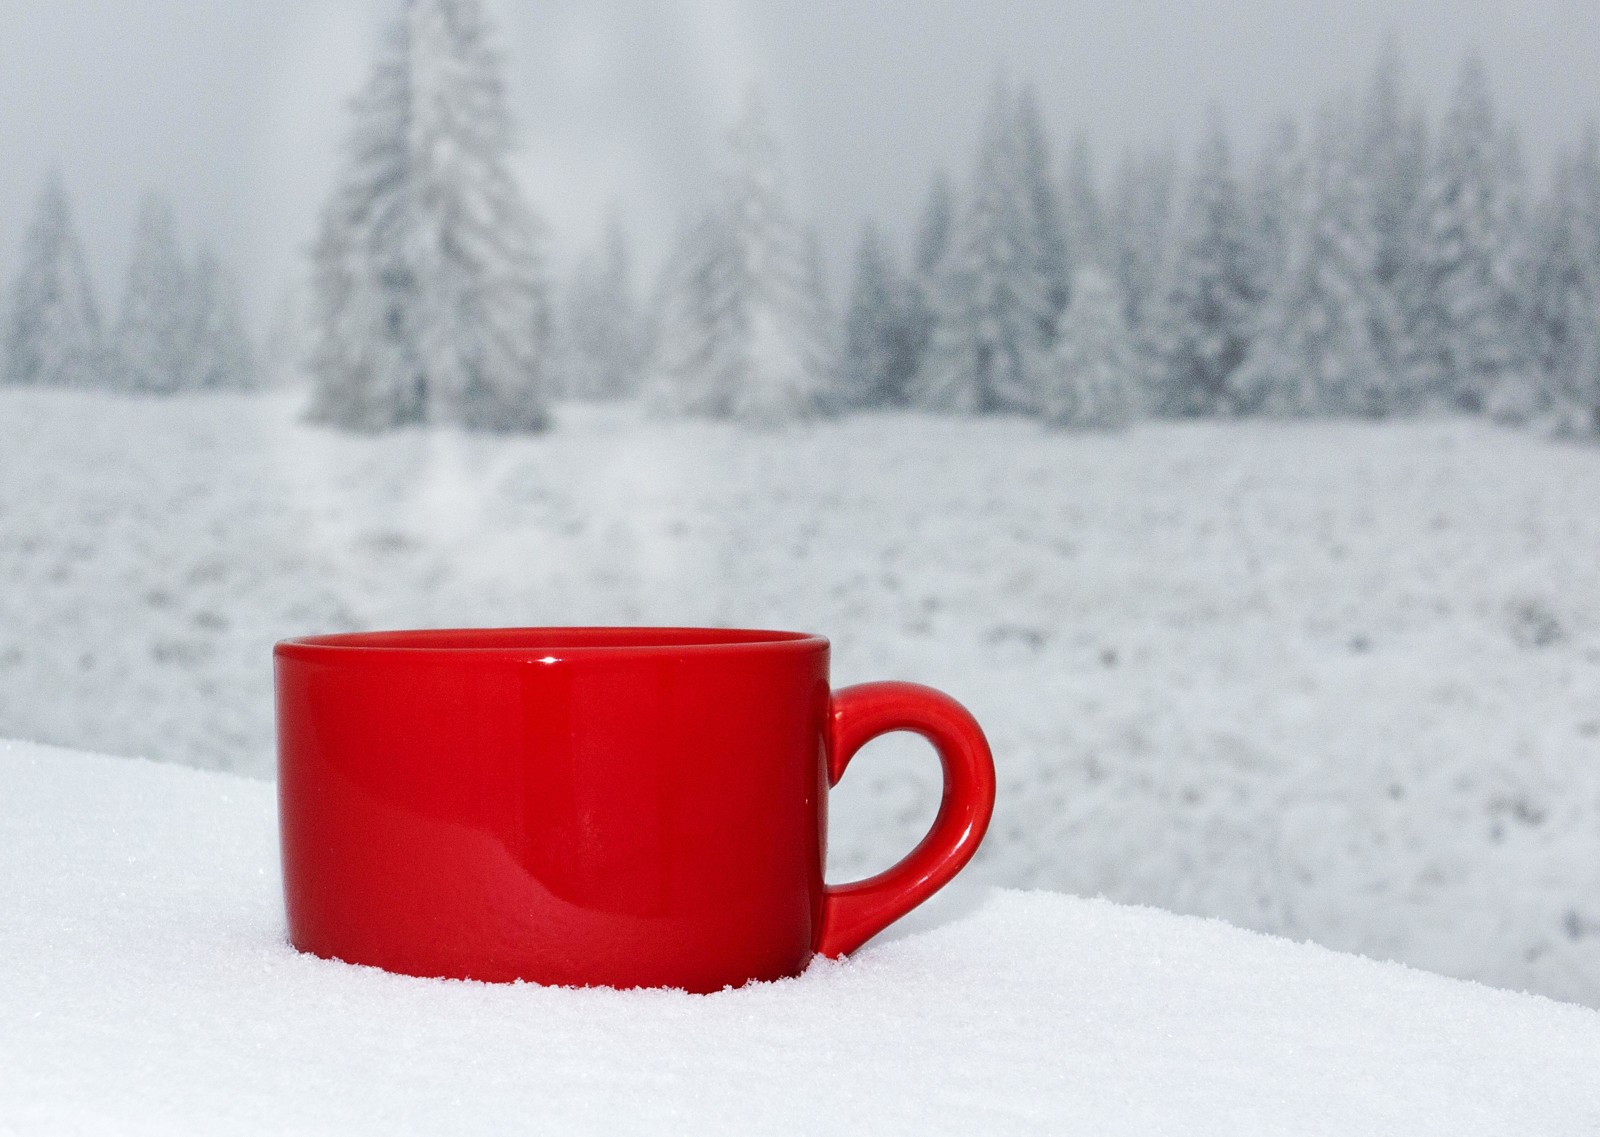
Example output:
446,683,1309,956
276,626,827,655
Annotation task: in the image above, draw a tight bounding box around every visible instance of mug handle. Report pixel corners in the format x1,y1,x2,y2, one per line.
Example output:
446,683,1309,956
816,681,997,959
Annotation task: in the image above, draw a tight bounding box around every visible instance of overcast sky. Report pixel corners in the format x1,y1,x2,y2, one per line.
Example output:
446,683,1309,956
1,0,1597,330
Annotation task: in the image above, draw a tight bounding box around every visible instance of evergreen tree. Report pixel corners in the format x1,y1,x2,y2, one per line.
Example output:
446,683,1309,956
913,168,956,278
1015,82,1071,325
1233,107,1396,416
1147,112,1259,417
1064,130,1108,272
1248,117,1303,316
842,221,917,407
3,173,102,387
652,90,834,424
651,209,740,415
561,212,645,400
1360,38,1429,388
1525,127,1600,430
1406,56,1527,411
914,79,1056,413
184,246,256,390
1042,266,1138,429
308,0,552,432
113,193,190,393
1107,142,1178,335
800,224,842,410
899,168,955,389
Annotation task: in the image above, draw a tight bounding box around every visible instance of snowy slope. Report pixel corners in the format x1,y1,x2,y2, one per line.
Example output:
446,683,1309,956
4,739,1599,1136
3,389,1600,1005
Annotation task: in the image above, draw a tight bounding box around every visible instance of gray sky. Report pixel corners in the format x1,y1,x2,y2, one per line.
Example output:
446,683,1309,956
1,0,1597,330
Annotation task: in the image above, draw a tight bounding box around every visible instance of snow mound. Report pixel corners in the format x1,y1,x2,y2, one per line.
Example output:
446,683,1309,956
4,739,1598,1135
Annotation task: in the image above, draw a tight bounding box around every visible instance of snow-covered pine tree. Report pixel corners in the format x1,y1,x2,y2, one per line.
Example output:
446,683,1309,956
184,246,256,390
2,173,102,387
561,212,645,400
650,209,739,416
1248,117,1303,319
113,193,190,393
1042,266,1138,430
1146,112,1260,417
914,79,1056,413
1015,83,1071,327
1107,142,1178,336
309,0,552,432
1359,39,1428,398
653,90,833,425
913,169,955,278
1405,55,1528,412
898,169,955,394
842,220,917,407
1525,126,1600,430
799,224,842,411
1064,130,1108,272
1232,106,1396,417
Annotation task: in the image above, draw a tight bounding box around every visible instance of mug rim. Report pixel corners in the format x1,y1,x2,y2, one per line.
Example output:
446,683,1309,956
275,626,829,659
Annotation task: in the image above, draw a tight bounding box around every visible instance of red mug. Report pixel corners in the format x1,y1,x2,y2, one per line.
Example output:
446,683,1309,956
274,627,995,992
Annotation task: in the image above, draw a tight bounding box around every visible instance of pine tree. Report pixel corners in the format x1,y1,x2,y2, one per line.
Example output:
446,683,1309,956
561,212,644,400
308,0,552,432
1015,83,1071,326
899,169,955,391
799,224,841,410
1064,130,1108,272
3,173,102,387
1525,127,1600,430
1233,107,1396,416
1042,266,1138,429
1248,117,1303,316
184,246,256,390
113,193,190,393
1107,142,1178,336
842,220,917,407
1406,55,1527,411
913,169,955,279
1360,38,1428,391
914,79,1056,413
1147,112,1259,417
651,209,739,416
652,90,833,424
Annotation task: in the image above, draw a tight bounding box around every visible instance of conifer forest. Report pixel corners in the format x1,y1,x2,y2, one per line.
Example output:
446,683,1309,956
4,2,1597,440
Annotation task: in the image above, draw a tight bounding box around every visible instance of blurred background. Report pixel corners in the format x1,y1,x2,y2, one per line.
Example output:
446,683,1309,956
4,0,1600,1005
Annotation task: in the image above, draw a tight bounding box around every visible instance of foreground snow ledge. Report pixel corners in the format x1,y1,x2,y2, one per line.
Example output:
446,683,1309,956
4,740,1598,1136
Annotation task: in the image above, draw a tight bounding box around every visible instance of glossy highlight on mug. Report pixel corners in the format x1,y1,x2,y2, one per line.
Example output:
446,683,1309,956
275,627,995,992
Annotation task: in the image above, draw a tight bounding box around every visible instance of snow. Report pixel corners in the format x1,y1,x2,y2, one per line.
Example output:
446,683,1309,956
4,738,1598,1135
5,389,1600,1008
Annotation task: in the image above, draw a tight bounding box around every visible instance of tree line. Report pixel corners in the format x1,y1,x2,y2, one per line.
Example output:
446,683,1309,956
779,48,1600,434
312,2,1600,437
8,0,1597,442
0,179,255,392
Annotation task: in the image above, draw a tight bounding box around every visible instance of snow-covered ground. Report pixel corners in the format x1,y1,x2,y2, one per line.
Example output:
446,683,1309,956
4,388,1600,1005
6,740,1599,1136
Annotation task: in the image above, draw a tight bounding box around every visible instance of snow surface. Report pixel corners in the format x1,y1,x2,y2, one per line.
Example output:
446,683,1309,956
5,390,1600,1006
4,739,1599,1135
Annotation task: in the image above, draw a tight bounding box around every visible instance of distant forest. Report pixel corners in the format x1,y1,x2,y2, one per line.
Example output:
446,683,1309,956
5,0,1598,441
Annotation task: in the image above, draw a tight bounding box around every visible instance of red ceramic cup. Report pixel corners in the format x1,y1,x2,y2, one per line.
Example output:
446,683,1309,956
275,627,995,992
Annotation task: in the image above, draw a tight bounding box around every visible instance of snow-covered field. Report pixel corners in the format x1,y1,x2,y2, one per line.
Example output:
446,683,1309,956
4,388,1600,1004
7,741,1599,1135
